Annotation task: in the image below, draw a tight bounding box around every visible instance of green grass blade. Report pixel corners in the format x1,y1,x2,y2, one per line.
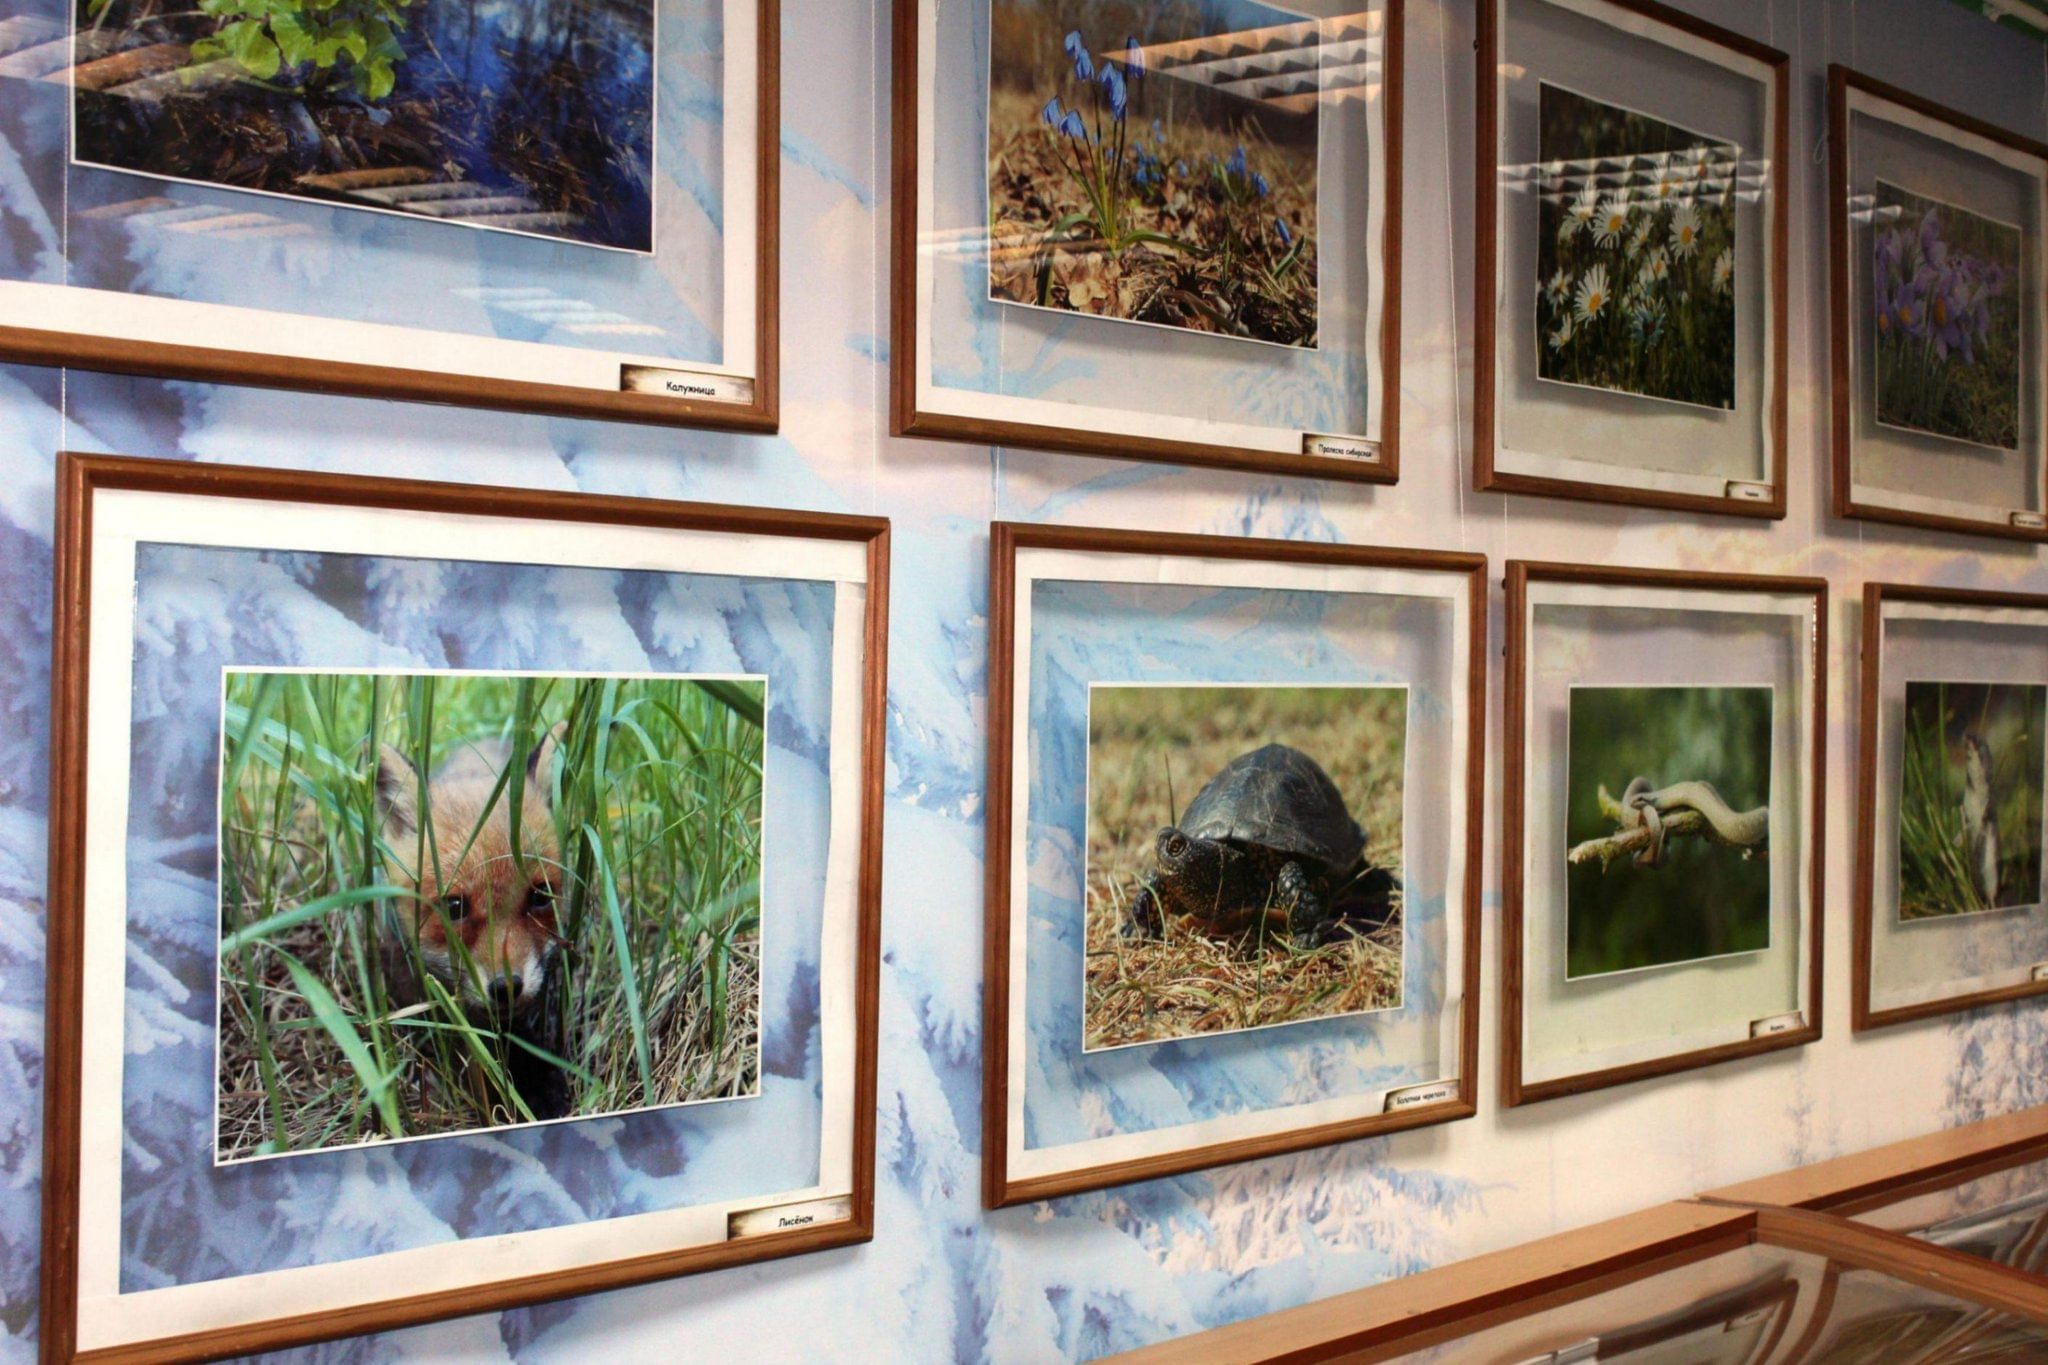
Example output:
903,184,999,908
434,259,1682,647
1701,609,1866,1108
278,954,403,1138
584,826,653,1095
220,884,413,955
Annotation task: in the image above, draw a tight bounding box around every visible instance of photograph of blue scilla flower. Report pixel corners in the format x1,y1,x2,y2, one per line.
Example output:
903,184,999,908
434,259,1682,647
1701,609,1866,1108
1872,181,2022,452
1536,84,1740,411
986,0,1319,348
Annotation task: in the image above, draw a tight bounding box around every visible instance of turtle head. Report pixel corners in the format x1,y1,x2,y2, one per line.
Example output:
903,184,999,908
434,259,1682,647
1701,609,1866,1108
1153,826,1230,909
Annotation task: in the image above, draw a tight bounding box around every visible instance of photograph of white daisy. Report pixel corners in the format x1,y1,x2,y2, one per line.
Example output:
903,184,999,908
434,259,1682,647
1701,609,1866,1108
1536,82,1740,410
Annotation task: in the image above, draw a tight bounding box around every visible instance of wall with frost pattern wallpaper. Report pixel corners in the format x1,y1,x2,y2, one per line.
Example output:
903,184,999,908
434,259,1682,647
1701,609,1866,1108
2,0,2047,1358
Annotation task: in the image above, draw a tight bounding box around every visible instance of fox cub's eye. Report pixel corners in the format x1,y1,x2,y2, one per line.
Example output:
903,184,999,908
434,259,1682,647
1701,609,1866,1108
525,884,555,915
442,894,471,921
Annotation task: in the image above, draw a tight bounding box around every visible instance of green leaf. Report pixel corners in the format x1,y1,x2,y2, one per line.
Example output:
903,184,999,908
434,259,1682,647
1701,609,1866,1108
269,11,318,68
357,53,394,100
219,19,283,78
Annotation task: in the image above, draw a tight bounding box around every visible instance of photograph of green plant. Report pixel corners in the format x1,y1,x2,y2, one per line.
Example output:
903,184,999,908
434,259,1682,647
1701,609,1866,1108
1872,181,2023,451
1536,83,1740,410
72,0,656,251
215,670,763,1162
1899,680,2045,920
986,0,1319,347
1565,686,1773,980
1083,685,1403,1051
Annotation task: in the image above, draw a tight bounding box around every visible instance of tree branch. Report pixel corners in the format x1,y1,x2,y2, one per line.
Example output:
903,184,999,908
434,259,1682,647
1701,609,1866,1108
1566,784,1770,869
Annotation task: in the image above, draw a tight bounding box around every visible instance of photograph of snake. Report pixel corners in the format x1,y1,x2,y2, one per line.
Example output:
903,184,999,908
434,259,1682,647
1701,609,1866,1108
1082,684,1404,1050
1899,681,2045,920
1564,685,1773,979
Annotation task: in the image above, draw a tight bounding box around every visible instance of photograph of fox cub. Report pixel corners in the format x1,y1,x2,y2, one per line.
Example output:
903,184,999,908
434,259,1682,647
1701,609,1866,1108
215,671,765,1162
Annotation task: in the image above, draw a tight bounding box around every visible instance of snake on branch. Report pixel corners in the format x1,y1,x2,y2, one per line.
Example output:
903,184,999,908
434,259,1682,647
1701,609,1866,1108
1613,776,1769,867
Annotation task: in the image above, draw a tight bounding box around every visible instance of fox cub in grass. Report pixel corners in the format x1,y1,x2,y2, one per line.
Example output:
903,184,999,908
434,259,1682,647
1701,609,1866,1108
375,728,572,1123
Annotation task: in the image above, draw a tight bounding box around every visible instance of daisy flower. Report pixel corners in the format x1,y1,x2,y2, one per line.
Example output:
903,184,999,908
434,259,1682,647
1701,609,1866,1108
1548,315,1575,350
1627,215,1653,257
1564,183,1598,236
1573,264,1611,324
1594,197,1632,248
1670,203,1704,258
1712,247,1734,293
1644,248,1671,285
1545,267,1571,304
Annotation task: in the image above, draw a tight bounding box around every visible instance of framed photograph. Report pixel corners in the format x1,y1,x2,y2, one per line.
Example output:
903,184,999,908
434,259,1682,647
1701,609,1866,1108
983,522,1483,1205
39,454,887,1360
1830,68,2048,542
892,0,1404,482
1855,584,2048,1031
0,0,777,430
1475,0,1788,517
1503,561,1826,1106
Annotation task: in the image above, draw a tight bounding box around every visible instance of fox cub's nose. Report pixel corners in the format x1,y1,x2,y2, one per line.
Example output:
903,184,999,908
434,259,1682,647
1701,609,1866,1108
490,973,524,1007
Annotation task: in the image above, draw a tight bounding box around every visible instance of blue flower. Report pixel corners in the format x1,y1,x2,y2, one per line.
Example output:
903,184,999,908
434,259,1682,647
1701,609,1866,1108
1064,30,1093,80
1252,171,1270,198
1058,110,1087,142
1099,63,1127,120
1124,36,1145,79
1152,117,1164,142
1040,96,1064,128
1275,217,1292,245
1227,144,1248,179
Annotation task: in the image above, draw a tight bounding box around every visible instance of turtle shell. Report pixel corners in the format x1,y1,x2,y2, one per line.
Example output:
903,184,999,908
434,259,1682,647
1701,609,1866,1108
1177,743,1366,871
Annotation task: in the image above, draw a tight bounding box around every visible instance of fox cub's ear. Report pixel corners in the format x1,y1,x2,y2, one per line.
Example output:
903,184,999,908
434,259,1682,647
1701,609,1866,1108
375,743,420,838
526,721,568,806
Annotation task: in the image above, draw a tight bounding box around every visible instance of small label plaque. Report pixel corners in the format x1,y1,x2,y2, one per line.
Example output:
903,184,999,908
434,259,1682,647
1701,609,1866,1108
1383,1078,1459,1113
1749,1010,1805,1038
1304,433,1380,463
727,1194,852,1241
620,365,756,405
2030,963,2048,983
1725,481,1773,503
2013,510,2046,531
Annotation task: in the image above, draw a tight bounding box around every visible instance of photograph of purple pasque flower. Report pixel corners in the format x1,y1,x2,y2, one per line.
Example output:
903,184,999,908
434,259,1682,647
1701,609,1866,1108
986,0,1319,348
1872,180,2022,452
1535,83,1739,411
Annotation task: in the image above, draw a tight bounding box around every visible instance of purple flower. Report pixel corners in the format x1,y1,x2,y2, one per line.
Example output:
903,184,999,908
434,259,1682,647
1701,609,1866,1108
1100,63,1127,120
1064,30,1093,80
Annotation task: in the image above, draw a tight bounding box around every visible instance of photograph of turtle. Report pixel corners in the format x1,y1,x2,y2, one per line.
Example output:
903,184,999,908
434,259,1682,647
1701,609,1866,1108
1898,681,2045,920
1082,683,1404,1051
1535,83,1740,411
1564,685,1773,980
985,0,1320,348
71,0,656,253
215,669,763,1162
1871,181,2023,451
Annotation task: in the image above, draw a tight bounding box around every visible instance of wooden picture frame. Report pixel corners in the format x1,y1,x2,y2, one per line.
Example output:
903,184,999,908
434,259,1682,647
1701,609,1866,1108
983,521,1484,1206
1853,582,2048,1031
40,453,887,1362
1474,0,1790,519
1502,561,1827,1106
890,0,1404,483
0,2,778,434
1829,67,2048,543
